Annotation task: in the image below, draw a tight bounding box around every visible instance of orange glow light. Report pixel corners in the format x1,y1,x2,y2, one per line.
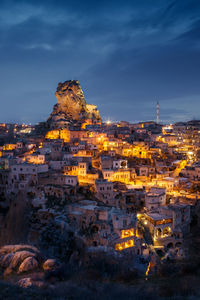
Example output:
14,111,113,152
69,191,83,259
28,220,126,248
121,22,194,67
121,228,134,239
115,238,134,251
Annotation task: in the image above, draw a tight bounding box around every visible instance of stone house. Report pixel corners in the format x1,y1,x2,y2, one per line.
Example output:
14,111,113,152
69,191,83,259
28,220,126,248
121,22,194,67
145,187,166,211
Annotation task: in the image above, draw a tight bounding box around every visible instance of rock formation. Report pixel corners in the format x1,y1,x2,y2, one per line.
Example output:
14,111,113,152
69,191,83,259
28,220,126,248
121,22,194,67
0,245,42,276
0,245,64,276
47,80,101,128
43,258,60,271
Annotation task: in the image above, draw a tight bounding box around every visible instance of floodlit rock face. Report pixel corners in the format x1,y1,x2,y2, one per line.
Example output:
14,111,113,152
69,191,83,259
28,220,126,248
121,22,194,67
47,80,101,128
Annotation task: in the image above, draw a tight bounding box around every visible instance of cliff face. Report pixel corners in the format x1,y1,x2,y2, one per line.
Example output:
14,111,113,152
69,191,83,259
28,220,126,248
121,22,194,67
47,80,101,127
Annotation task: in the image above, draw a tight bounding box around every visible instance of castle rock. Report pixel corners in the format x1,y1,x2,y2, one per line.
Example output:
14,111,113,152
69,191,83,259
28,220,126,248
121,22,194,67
47,80,101,128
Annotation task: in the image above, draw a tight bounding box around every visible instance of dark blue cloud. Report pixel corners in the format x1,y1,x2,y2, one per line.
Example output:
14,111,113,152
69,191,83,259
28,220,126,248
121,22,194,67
0,0,200,123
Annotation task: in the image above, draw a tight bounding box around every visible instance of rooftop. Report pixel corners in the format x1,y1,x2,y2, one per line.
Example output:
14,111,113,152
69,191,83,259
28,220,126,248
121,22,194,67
145,212,172,221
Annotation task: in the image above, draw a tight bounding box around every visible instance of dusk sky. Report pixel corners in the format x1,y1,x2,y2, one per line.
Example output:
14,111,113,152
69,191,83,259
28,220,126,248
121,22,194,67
0,0,200,124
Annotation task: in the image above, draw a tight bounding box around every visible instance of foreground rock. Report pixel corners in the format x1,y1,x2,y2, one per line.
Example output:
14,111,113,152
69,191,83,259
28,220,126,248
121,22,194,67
0,245,40,256
18,277,34,288
18,256,39,273
18,277,46,288
0,245,42,276
43,259,60,271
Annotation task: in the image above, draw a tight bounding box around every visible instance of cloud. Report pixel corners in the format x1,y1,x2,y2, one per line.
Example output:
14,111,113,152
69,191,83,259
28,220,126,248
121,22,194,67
0,0,200,123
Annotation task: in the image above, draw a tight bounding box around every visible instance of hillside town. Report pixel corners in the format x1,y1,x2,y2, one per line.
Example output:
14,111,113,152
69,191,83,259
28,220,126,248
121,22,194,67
0,81,200,288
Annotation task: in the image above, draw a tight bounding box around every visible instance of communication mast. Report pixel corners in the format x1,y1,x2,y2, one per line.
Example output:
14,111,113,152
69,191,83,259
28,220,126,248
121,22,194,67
156,101,159,124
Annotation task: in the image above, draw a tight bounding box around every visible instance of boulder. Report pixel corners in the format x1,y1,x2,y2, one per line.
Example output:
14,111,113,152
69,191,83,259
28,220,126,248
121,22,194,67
18,277,46,288
18,256,39,273
0,253,14,268
43,259,59,271
9,251,36,269
18,277,33,288
0,245,40,256
0,244,42,276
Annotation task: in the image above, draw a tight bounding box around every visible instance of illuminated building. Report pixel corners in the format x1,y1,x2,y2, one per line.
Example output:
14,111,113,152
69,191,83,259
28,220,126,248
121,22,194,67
143,212,173,247
26,154,45,164
45,129,70,142
3,144,17,151
115,239,134,251
115,228,141,251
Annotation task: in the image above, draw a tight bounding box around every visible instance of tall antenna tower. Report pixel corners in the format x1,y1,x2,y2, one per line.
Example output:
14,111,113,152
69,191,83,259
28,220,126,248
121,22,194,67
156,101,159,124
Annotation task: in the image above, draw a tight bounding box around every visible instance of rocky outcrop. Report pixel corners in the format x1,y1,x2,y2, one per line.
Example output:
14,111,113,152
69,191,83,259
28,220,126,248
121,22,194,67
0,244,72,288
0,245,42,276
18,277,46,288
18,277,33,288
47,80,101,128
43,259,60,271
0,244,40,257
18,256,38,273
